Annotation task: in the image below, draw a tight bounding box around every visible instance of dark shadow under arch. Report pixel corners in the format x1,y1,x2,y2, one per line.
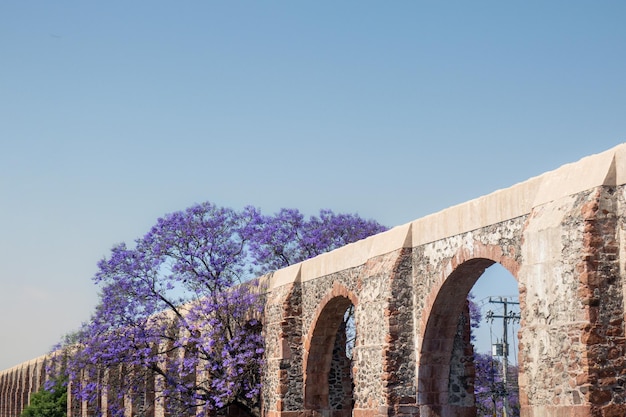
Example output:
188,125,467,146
418,258,496,417
304,294,355,417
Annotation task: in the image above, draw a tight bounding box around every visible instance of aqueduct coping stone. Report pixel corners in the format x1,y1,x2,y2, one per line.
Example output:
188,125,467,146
268,143,626,289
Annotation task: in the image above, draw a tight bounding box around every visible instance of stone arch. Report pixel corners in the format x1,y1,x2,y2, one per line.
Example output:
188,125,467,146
303,282,358,417
417,245,521,417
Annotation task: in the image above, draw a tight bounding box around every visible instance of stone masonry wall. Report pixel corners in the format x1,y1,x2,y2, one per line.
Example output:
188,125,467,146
328,319,353,414
518,185,626,417
412,216,525,416
292,247,413,417
577,186,625,416
263,280,304,417
380,247,416,416
448,301,475,408
300,262,365,415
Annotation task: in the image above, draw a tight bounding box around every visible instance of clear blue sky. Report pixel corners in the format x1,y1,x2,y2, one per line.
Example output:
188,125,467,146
1,1,625,370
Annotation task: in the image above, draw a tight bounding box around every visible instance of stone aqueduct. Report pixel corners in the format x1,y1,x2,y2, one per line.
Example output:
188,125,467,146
3,144,626,417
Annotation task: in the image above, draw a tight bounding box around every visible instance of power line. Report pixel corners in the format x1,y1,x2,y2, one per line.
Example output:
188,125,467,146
486,297,520,417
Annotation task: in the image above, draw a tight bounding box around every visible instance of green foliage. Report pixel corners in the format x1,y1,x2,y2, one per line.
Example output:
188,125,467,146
20,379,67,417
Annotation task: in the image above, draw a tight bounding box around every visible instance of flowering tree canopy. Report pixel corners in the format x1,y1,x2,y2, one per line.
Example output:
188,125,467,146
247,208,388,274
52,202,386,417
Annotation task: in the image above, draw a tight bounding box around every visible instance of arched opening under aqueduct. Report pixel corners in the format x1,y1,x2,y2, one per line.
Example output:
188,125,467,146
418,258,521,417
304,293,356,417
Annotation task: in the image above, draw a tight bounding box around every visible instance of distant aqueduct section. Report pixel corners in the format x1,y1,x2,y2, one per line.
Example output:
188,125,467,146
3,144,626,417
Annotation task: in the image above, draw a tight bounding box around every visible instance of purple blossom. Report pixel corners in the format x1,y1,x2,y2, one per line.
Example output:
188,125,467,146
468,295,519,417
49,202,386,417
247,208,387,274
474,352,520,417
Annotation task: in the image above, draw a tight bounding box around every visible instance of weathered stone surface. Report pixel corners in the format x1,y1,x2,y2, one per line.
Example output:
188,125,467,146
4,144,626,417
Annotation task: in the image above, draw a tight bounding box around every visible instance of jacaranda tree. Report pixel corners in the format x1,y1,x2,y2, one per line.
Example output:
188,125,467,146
474,352,520,417
51,202,386,417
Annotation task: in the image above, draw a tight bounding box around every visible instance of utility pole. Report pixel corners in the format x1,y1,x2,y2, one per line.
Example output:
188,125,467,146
486,297,520,417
